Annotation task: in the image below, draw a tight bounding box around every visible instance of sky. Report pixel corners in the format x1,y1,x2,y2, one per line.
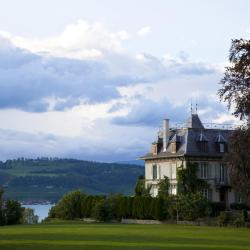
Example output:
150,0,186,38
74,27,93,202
0,0,249,162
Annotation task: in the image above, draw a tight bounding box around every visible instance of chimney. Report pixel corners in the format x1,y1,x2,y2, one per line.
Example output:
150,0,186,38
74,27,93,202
163,119,170,152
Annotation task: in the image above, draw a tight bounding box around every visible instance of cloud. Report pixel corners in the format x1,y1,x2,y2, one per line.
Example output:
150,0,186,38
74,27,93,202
111,95,229,127
137,26,151,37
0,20,129,60
0,23,220,113
0,121,153,162
0,37,134,112
0,20,234,161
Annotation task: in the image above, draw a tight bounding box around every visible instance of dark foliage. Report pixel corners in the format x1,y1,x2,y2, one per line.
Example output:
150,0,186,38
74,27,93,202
48,190,175,221
134,175,151,197
230,202,250,210
177,162,209,194
209,202,226,217
219,39,250,120
4,200,24,225
157,176,170,198
225,127,250,202
176,193,211,221
0,189,24,226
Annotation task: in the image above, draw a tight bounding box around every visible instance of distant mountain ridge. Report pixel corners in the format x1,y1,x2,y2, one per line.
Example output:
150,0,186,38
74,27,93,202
114,160,144,166
0,158,144,203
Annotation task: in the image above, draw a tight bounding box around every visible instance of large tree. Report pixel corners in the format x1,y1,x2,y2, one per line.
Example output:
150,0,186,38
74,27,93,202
219,39,250,202
225,127,250,201
219,39,250,120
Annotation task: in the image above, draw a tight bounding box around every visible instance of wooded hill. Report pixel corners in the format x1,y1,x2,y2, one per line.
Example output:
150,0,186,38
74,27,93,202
0,158,143,203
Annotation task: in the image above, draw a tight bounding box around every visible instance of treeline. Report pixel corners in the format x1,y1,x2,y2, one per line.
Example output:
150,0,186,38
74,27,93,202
0,158,143,201
47,190,225,222
47,163,250,226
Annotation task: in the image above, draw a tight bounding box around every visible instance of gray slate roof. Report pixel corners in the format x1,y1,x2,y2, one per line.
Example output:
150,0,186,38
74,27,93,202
140,114,233,160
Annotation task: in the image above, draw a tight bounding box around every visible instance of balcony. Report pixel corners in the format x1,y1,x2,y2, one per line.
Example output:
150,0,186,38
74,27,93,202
215,178,231,189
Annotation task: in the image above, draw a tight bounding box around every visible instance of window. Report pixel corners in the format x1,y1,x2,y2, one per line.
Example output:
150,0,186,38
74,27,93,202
170,184,177,195
220,164,226,182
200,162,208,179
152,165,157,180
198,141,208,152
219,143,225,153
171,143,176,153
201,189,209,199
171,163,177,179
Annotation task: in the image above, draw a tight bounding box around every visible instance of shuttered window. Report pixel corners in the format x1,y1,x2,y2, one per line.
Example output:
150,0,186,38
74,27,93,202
220,164,226,182
200,162,208,179
152,165,157,180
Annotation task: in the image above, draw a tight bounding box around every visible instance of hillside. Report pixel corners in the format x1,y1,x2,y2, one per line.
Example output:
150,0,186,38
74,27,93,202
0,158,144,203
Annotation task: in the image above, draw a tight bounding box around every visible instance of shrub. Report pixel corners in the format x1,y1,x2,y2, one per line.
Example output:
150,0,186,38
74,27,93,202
177,193,210,221
91,200,107,222
209,202,226,217
233,211,245,227
217,211,230,226
230,203,250,210
49,190,86,219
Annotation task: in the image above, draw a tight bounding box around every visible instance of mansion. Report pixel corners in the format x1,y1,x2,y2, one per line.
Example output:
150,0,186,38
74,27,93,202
140,113,239,206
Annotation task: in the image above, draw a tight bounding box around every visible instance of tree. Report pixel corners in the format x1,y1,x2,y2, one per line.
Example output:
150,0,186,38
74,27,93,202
225,127,250,202
219,39,250,120
177,193,211,221
134,175,151,197
50,190,86,219
22,208,39,224
157,176,170,197
0,189,4,225
177,162,208,194
91,199,107,222
4,200,24,225
219,39,250,203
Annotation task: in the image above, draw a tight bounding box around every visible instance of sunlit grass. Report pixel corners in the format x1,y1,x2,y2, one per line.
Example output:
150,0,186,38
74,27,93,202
0,222,250,250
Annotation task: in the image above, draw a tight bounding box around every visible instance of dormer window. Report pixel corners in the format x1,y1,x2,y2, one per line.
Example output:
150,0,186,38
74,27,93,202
215,133,227,153
171,143,176,153
199,141,208,152
219,143,225,153
170,134,181,154
196,131,209,152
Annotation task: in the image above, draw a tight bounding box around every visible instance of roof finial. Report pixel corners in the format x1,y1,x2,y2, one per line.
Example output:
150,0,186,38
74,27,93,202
195,103,198,114
190,100,193,115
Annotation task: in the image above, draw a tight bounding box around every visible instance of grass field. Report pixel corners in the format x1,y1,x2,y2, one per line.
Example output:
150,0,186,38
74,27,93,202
0,222,250,250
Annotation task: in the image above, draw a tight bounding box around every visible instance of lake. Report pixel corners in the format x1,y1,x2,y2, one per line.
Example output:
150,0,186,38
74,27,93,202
23,204,53,222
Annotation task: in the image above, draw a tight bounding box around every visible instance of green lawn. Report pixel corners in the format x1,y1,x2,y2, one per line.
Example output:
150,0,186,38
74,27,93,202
0,222,250,250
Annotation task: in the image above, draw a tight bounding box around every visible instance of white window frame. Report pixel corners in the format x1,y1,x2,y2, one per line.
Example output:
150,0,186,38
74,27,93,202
219,143,225,153
200,162,208,179
201,189,209,199
220,164,226,182
152,165,157,180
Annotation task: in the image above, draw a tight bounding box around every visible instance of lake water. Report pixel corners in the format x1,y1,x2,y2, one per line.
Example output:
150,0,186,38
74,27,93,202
23,204,53,222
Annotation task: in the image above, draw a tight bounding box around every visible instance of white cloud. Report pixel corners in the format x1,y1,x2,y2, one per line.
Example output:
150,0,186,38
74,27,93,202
0,20,130,60
137,26,151,37
0,19,235,161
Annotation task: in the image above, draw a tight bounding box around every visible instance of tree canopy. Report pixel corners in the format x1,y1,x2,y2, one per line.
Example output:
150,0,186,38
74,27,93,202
219,39,250,203
219,39,250,121
226,127,250,201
